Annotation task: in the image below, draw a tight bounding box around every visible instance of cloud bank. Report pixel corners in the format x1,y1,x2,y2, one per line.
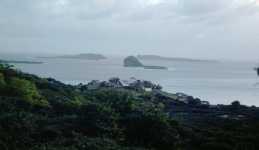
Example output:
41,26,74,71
0,0,259,60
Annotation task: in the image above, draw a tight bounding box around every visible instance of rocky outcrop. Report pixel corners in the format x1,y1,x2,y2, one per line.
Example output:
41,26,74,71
123,56,167,70
124,56,143,67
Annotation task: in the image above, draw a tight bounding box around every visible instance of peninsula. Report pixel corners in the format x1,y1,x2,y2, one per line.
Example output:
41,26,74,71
0,59,43,64
137,54,218,62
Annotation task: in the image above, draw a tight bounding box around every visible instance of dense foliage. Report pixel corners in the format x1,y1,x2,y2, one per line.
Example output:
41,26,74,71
0,63,259,150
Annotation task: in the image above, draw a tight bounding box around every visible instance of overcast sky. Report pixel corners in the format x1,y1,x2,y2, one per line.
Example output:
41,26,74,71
0,0,259,60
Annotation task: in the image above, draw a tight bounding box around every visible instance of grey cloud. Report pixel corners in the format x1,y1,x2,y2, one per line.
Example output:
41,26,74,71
176,0,233,16
0,0,259,60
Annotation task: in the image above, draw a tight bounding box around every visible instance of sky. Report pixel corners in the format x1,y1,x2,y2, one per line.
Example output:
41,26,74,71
0,0,259,60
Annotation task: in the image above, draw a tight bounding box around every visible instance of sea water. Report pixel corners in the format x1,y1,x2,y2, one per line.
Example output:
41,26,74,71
10,56,259,106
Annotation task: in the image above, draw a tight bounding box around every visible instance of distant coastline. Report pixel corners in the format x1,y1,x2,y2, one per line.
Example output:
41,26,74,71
143,66,168,70
39,53,107,60
137,55,218,62
0,59,43,64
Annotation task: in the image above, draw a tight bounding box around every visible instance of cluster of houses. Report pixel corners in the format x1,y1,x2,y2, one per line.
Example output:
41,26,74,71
175,92,210,106
77,77,211,107
75,77,251,121
78,77,162,92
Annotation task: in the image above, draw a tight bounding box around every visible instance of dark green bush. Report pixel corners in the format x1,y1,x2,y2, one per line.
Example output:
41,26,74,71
8,77,49,107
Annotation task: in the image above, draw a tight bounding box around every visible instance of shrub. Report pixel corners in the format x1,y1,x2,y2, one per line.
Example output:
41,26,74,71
0,73,6,91
8,77,49,107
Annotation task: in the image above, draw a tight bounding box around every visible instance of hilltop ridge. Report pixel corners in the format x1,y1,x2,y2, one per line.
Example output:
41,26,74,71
0,63,259,150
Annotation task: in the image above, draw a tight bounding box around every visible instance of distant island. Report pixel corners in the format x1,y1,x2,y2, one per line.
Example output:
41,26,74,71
124,56,168,70
0,59,43,64
40,53,107,60
137,55,218,62
124,56,144,67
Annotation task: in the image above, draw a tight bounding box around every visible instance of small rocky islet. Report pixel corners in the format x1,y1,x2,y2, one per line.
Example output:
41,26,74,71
123,56,168,70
